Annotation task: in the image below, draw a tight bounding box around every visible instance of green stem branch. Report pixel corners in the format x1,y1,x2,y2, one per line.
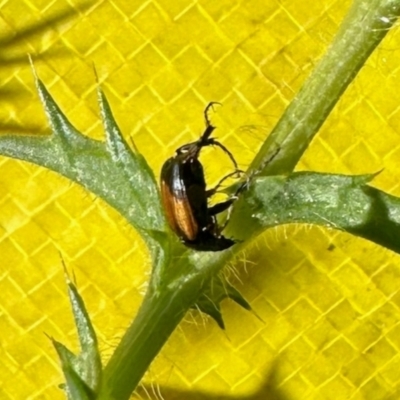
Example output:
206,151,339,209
251,0,400,176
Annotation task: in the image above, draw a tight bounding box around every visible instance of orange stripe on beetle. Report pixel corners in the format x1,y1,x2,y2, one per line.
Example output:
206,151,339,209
160,180,198,241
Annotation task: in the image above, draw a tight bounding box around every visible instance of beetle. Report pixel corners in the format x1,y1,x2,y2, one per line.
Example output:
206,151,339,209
160,103,242,251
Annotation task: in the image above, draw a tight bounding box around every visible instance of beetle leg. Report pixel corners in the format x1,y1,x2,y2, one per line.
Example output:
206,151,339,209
206,170,245,198
218,198,237,232
208,197,237,216
208,196,238,233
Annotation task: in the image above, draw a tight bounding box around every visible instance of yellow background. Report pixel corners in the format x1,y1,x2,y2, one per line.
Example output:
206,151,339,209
1,0,400,399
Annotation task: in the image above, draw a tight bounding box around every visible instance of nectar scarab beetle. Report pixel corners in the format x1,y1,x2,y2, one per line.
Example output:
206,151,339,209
160,103,242,251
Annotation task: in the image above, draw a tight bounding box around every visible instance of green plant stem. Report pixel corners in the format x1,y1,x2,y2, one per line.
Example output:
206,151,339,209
99,251,230,400
98,286,187,400
251,0,400,176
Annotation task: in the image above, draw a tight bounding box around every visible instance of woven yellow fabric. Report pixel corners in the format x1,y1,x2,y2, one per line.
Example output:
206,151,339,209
1,0,400,399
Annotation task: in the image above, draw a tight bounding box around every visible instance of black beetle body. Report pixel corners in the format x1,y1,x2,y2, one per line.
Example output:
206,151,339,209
160,103,239,251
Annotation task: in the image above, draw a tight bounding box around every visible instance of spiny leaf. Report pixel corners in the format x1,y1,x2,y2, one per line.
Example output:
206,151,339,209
98,87,162,228
194,275,252,329
231,172,400,254
65,275,101,392
50,270,101,396
0,67,166,256
52,339,95,400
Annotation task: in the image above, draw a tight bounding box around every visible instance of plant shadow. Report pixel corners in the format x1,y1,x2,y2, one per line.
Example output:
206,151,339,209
136,361,291,400
0,1,93,134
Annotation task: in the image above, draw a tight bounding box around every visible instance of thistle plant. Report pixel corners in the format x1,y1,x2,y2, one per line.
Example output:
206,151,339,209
1,0,400,399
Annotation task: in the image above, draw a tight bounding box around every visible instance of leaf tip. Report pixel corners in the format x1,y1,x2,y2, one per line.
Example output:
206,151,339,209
370,169,384,180
92,62,99,85
354,170,383,185
93,64,106,105
28,54,41,90
59,252,75,286
28,54,36,75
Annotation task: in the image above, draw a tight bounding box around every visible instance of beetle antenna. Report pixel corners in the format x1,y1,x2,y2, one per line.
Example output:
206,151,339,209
207,139,239,170
235,146,281,195
204,102,221,126
201,102,222,142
